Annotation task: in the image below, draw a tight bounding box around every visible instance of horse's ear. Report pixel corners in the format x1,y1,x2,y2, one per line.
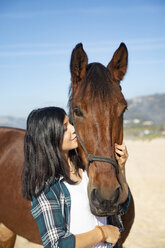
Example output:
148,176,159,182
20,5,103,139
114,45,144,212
70,43,88,91
107,43,128,83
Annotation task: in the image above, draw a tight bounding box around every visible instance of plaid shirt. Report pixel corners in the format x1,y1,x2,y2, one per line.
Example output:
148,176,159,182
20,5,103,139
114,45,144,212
31,177,75,248
31,177,131,248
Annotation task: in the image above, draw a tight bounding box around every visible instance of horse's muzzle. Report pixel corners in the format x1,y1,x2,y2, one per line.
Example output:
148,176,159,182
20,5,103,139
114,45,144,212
89,186,121,216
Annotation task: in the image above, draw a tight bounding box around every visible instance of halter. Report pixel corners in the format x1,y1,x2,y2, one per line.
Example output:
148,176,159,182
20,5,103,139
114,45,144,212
71,109,119,174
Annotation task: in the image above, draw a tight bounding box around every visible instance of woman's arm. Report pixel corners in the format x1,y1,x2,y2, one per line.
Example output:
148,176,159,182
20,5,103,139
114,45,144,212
31,192,75,248
75,225,120,248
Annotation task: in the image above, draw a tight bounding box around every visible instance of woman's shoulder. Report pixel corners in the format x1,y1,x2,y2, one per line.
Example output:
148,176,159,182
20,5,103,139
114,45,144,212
31,178,61,206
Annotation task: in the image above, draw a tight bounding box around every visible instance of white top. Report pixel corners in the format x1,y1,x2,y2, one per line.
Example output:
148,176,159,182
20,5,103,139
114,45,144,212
64,171,109,248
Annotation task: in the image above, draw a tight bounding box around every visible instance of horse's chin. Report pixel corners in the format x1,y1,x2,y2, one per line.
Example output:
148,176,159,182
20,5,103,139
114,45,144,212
89,203,118,217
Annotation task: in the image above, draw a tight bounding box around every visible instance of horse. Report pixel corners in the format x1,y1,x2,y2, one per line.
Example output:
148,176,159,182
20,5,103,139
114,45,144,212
69,43,134,246
0,42,134,248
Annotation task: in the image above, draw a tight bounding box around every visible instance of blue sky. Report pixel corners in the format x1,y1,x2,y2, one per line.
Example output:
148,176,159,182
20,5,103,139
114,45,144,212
0,0,165,117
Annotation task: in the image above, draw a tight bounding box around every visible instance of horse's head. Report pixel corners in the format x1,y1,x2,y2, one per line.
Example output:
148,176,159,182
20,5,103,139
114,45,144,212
69,43,128,216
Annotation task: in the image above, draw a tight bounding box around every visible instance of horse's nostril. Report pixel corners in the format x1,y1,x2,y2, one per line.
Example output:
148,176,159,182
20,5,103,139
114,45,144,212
111,186,120,205
91,188,103,207
91,188,96,201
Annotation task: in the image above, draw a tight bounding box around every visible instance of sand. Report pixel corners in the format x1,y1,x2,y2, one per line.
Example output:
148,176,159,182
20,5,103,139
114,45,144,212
11,139,165,248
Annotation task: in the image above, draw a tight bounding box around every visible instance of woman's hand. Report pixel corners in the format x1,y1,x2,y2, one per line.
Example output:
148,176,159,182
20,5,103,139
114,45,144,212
115,142,129,203
115,143,128,169
101,225,120,246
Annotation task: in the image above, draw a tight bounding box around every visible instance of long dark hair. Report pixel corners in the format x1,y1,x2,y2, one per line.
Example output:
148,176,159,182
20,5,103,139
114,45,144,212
22,106,84,200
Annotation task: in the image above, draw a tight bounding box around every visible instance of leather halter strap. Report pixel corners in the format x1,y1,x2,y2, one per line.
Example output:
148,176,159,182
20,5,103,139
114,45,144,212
70,109,119,174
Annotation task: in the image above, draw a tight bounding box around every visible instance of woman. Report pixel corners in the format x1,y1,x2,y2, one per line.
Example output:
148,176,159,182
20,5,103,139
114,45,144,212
22,106,130,248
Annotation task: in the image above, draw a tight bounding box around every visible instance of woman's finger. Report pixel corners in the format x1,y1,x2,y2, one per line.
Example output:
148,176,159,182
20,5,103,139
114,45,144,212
115,143,126,151
115,148,124,156
115,153,120,160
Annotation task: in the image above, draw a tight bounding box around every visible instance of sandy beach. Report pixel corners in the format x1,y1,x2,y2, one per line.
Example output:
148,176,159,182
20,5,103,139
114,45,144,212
12,139,165,248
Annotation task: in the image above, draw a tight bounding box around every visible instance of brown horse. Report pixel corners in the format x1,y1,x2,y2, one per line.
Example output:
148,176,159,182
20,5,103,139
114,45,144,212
69,43,134,245
0,43,134,248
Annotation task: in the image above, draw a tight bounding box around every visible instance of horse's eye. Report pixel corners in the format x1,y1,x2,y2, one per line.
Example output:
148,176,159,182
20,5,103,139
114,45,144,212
73,107,83,117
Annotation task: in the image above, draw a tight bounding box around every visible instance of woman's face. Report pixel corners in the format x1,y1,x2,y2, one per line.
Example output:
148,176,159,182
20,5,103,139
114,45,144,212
61,115,78,152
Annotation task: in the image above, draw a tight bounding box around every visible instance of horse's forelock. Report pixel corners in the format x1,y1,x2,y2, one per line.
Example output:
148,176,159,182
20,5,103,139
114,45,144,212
79,63,115,104
86,63,112,101
68,62,123,108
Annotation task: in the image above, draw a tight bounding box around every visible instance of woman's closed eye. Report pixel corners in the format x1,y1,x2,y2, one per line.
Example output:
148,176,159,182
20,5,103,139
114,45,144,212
63,123,67,132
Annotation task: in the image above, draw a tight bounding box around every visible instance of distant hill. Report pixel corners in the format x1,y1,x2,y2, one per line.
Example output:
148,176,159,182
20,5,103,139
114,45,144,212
124,93,165,125
0,116,26,129
124,93,165,138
